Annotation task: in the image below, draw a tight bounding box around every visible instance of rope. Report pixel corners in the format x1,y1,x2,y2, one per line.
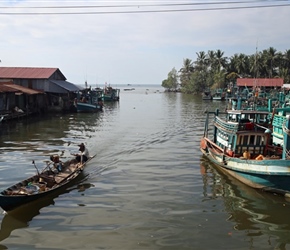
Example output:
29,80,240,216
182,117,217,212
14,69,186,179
284,147,290,159
281,122,290,159
282,122,290,136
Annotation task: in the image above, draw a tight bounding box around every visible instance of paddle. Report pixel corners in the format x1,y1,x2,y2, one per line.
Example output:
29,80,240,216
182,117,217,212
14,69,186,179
32,160,40,176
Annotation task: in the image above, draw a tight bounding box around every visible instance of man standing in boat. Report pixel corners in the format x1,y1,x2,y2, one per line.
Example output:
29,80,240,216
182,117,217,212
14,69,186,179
74,143,90,163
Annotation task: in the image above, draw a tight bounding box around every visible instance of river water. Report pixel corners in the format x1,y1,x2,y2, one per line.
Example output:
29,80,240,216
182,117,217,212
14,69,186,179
0,85,290,250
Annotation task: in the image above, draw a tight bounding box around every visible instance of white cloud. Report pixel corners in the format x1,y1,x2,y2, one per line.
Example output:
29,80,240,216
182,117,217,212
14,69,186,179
0,1,290,85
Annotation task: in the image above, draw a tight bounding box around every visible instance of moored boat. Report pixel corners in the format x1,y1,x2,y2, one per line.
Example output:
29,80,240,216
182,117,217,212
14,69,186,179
0,154,96,212
200,108,290,195
212,88,226,101
74,89,103,112
202,89,212,100
103,86,120,101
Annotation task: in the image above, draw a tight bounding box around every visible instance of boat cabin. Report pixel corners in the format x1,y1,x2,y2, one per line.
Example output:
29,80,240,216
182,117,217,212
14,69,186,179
213,109,274,159
226,110,270,125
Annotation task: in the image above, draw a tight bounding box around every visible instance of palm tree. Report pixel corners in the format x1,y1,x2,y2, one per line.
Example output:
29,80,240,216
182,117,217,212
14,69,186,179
282,49,290,70
195,51,208,71
215,49,227,72
179,58,194,87
228,53,249,77
259,47,279,78
207,50,216,71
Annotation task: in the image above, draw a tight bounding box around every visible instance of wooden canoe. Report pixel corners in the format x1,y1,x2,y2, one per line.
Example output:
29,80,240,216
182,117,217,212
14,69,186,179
0,154,96,212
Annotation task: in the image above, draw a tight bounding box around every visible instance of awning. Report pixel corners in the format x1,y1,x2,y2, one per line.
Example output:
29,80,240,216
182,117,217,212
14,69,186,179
49,80,82,92
0,83,43,95
283,84,290,89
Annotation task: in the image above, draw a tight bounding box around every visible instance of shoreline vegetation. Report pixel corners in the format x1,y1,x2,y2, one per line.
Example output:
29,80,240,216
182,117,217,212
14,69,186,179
161,47,290,94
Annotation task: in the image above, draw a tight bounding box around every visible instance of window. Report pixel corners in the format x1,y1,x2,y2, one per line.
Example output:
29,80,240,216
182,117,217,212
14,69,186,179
243,136,248,145
250,135,255,144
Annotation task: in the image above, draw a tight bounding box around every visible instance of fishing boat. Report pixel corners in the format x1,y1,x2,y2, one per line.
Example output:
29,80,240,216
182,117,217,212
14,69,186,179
200,107,290,196
0,154,96,212
202,89,212,100
103,86,120,101
74,89,103,112
212,88,226,101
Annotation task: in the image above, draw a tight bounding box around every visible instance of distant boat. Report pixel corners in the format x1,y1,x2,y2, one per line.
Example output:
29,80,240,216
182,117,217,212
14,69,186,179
103,86,120,101
75,89,103,112
212,88,226,101
202,89,212,100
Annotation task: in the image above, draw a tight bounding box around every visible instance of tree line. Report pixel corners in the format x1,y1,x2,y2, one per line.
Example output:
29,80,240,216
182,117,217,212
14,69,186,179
161,47,290,93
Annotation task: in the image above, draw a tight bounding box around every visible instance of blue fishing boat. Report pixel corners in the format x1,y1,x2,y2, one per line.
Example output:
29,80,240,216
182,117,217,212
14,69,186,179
103,86,120,101
74,89,103,112
200,107,290,196
212,88,226,101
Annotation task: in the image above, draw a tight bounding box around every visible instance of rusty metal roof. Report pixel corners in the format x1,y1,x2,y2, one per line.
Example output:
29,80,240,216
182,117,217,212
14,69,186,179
0,82,43,95
0,82,18,93
237,78,284,87
0,67,64,79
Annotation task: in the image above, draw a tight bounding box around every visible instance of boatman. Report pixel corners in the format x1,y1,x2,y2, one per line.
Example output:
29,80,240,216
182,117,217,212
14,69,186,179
74,143,90,163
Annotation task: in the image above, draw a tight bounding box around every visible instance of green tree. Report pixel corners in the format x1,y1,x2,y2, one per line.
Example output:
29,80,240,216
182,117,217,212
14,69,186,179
162,46,290,93
161,68,179,91
215,49,228,72
195,51,208,71
179,58,194,88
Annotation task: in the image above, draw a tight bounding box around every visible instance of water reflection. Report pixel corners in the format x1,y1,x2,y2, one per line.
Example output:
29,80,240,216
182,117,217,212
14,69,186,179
0,174,93,246
200,156,290,250
0,196,55,244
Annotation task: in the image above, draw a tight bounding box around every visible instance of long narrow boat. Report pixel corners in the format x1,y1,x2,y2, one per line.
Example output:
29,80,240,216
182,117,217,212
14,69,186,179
200,108,290,196
0,154,96,212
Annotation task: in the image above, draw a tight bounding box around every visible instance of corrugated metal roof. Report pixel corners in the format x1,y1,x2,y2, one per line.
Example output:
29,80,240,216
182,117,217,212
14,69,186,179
237,78,284,87
0,82,43,95
0,83,18,93
50,80,82,92
0,67,63,79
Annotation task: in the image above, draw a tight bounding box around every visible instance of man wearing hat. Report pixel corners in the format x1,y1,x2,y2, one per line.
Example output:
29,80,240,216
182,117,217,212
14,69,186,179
75,143,90,163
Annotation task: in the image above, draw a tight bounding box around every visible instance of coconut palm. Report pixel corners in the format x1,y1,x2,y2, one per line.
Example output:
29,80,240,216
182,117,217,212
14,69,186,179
179,58,194,87
215,49,228,72
195,51,208,71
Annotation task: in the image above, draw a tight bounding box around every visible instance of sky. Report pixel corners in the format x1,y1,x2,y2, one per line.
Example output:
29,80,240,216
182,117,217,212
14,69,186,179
0,0,290,87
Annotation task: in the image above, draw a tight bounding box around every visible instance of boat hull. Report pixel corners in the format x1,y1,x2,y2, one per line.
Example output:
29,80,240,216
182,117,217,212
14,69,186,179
103,88,120,101
0,154,96,212
0,174,83,212
201,139,290,194
76,103,102,112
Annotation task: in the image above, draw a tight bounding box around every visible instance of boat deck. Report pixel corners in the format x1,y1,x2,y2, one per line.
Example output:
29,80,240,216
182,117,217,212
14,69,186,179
53,162,81,184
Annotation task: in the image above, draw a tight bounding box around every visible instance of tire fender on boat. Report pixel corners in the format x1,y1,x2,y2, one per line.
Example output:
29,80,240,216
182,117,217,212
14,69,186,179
226,150,234,157
200,138,207,150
